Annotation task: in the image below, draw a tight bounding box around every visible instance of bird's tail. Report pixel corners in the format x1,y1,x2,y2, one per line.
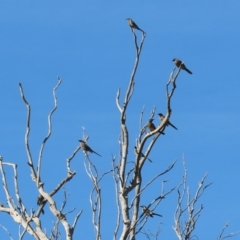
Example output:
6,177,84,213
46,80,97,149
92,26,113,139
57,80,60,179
147,158,152,163
169,122,178,130
93,151,102,157
185,68,192,74
152,213,163,217
136,27,145,34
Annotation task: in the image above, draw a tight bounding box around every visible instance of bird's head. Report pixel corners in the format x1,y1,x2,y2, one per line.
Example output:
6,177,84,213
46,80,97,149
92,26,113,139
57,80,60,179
172,58,176,62
78,140,84,143
158,113,163,117
126,18,131,21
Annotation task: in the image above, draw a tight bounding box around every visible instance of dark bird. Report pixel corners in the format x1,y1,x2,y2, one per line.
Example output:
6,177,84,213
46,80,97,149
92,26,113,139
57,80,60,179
126,18,145,33
141,205,162,218
158,113,178,130
147,119,165,135
78,140,102,157
37,195,45,214
134,146,152,162
173,58,192,74
147,119,156,132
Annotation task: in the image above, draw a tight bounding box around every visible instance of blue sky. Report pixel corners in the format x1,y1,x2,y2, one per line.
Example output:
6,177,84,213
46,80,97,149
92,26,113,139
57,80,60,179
0,1,240,239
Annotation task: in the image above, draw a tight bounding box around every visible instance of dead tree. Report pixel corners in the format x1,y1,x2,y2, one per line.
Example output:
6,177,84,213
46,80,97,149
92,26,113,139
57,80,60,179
173,161,212,240
0,78,82,239
1,22,239,240
114,28,180,240
173,160,240,240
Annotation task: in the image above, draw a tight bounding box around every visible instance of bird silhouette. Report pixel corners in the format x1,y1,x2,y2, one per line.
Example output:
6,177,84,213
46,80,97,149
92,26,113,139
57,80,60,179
147,119,156,132
147,119,165,134
173,58,192,74
158,113,178,130
78,140,102,157
126,18,145,33
141,205,162,218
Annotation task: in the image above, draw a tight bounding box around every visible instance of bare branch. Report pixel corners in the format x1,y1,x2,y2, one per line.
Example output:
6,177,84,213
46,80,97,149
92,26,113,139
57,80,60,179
173,160,212,240
116,88,123,113
140,223,162,240
129,160,177,208
37,77,62,186
66,145,80,174
218,222,240,240
84,154,112,240
0,159,15,208
116,30,147,240
72,210,83,233
83,155,104,240
37,166,77,215
133,182,175,238
112,156,121,240
19,79,82,239
19,83,37,180
0,224,14,240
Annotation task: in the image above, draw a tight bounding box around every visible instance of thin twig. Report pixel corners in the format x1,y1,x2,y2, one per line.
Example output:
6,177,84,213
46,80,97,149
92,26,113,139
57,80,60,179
19,83,37,180
0,224,14,240
218,222,240,240
37,77,62,186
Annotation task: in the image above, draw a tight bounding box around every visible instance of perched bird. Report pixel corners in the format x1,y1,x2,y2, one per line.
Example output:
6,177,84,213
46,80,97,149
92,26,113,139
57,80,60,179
158,113,178,130
141,205,162,218
134,146,152,162
37,195,45,214
126,18,145,33
147,119,165,135
172,58,192,74
147,119,156,132
78,140,102,157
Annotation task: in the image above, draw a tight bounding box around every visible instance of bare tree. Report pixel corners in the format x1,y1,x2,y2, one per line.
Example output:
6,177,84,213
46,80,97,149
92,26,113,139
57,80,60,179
114,29,179,240
0,22,239,240
0,79,82,240
173,160,212,240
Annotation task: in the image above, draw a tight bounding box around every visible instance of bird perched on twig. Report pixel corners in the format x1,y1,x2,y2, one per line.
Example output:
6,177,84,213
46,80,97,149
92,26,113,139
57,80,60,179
134,146,152,162
158,113,178,130
172,58,192,74
78,140,102,157
147,119,156,132
141,205,162,217
126,18,145,33
147,119,165,135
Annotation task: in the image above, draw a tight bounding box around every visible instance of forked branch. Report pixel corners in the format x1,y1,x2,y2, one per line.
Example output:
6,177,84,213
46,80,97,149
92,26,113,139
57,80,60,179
173,161,212,240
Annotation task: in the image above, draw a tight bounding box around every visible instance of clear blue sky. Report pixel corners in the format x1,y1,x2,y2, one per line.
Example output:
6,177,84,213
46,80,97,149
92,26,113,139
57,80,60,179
0,1,240,239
